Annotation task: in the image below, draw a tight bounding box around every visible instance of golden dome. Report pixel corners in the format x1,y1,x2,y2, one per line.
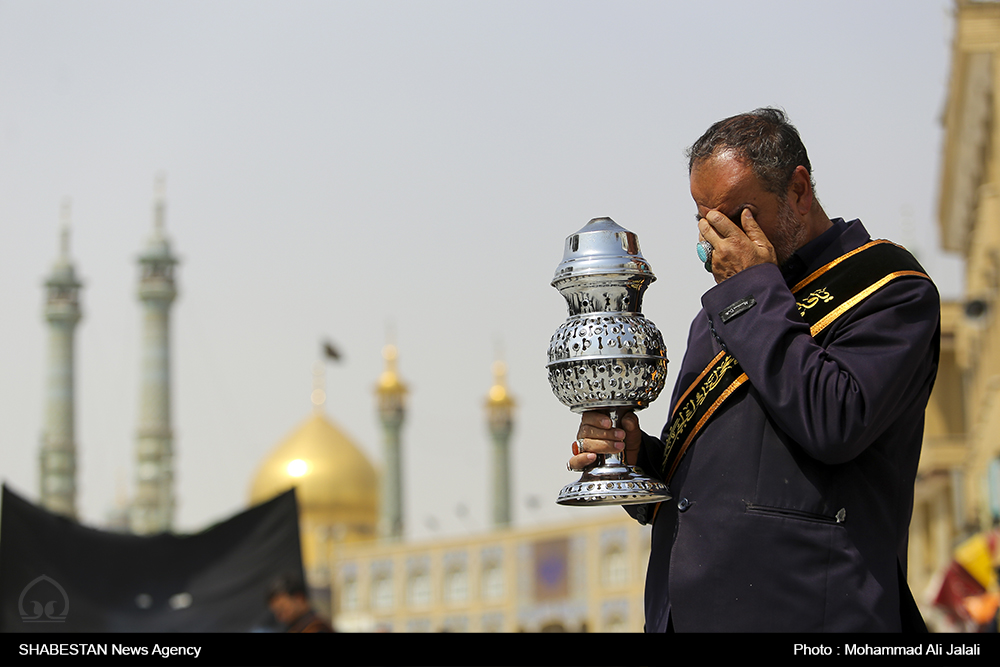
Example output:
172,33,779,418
249,411,378,534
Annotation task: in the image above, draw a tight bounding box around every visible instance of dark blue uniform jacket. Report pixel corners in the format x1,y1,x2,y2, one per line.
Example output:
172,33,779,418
633,218,940,632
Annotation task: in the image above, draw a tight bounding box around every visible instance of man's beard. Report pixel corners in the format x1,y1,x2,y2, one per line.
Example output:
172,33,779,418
772,199,807,267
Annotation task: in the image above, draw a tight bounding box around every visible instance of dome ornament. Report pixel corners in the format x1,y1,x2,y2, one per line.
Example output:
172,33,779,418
312,338,343,411
311,361,326,410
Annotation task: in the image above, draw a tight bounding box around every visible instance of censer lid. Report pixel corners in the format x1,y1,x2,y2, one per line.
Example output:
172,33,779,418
552,217,655,284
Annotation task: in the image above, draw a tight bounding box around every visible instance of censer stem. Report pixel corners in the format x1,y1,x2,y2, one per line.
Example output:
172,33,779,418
605,409,623,466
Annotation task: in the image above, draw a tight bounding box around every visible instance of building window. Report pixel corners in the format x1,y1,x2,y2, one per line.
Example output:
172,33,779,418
480,546,505,601
340,577,359,612
406,569,431,608
443,566,468,604
481,561,504,601
371,574,393,610
602,545,628,587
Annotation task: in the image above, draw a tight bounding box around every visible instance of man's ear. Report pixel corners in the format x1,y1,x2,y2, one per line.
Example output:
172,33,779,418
787,165,813,216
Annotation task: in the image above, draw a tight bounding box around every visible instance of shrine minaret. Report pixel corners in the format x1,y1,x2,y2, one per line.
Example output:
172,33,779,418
39,199,83,518
130,177,179,534
375,343,407,540
485,359,515,527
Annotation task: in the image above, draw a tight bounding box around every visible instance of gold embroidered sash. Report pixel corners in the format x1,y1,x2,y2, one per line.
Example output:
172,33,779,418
655,240,929,485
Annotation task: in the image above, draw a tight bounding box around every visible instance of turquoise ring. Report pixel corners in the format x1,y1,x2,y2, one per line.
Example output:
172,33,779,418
697,240,713,264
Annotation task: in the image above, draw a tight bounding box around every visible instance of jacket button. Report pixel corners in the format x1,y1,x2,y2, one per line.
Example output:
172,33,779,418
635,505,649,525
677,498,691,512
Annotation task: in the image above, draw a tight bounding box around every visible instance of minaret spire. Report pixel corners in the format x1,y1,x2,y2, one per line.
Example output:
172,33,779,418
130,175,179,535
39,197,83,518
59,197,71,259
153,172,166,235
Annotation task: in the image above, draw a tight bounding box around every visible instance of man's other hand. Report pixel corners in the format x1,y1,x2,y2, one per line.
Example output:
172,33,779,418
568,410,642,470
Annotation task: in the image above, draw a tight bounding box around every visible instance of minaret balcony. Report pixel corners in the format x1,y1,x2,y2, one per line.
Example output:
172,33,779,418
44,301,82,322
137,281,178,302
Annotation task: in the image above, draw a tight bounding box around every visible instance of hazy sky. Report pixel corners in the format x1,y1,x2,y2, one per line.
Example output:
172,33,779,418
0,0,963,540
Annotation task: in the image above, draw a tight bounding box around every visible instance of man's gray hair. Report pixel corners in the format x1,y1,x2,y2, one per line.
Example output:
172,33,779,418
687,108,815,196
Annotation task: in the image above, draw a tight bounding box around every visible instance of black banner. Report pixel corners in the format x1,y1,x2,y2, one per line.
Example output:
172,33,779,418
0,485,303,633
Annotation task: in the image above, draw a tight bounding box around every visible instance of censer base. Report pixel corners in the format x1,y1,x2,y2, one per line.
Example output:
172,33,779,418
557,464,671,507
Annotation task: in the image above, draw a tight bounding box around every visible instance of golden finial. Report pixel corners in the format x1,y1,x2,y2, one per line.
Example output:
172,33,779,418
376,323,407,396
311,360,326,410
377,342,407,395
487,359,515,407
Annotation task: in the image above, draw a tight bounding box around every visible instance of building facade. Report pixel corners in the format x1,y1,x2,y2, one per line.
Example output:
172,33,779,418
330,511,649,633
908,0,1000,629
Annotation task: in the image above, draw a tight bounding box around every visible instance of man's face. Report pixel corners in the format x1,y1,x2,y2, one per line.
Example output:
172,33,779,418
269,592,309,625
690,151,805,266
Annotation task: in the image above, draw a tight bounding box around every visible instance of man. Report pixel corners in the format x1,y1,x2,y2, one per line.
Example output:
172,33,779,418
267,574,334,633
569,108,939,632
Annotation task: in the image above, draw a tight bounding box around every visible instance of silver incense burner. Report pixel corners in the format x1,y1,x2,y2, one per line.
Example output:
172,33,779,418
547,217,672,506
